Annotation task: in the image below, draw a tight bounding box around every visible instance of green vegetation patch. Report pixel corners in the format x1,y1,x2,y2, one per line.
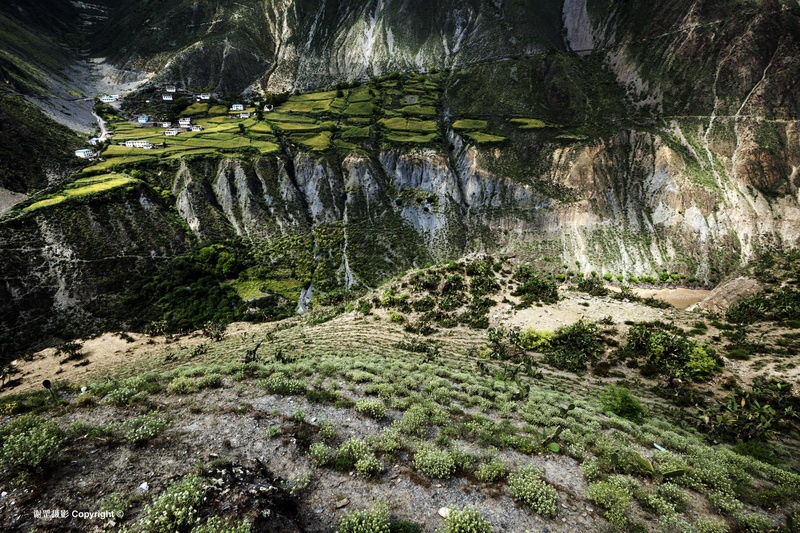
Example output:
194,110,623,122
465,132,506,144
343,101,376,116
269,121,326,132
24,173,137,212
510,118,547,129
292,131,332,151
340,126,371,140
384,132,438,144
248,122,273,133
452,119,488,131
379,117,437,133
277,98,333,114
399,105,436,116
181,102,209,116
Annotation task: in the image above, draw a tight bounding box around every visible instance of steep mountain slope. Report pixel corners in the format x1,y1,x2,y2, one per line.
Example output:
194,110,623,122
1,0,799,360
90,0,566,94
0,0,116,131
0,94,84,209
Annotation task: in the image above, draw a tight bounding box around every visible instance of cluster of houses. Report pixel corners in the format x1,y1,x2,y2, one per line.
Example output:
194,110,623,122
160,85,213,103
81,88,271,156
161,117,204,136
229,104,251,119
131,116,203,138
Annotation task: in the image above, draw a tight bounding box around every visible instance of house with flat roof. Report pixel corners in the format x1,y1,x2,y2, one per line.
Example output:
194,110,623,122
162,94,173,101
164,129,180,136
75,149,94,159
238,112,251,119
178,117,192,127
88,137,100,145
125,140,152,148
191,125,204,131
162,122,172,128
137,115,150,124
198,93,211,100
165,85,177,93
230,104,244,111
99,95,117,103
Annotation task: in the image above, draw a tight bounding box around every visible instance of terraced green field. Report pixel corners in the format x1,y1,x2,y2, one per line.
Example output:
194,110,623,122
24,173,137,211
87,72,509,173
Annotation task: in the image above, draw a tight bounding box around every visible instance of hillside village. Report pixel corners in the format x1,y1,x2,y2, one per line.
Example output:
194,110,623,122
77,87,263,157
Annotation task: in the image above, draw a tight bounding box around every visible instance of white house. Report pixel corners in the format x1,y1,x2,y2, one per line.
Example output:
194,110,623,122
164,129,180,136
162,94,173,101
88,137,100,145
198,93,211,100
137,115,150,124
99,95,117,103
165,85,177,93
230,104,244,111
178,117,192,127
191,125,204,132
238,112,251,119
161,122,172,128
75,149,94,159
263,104,274,112
125,140,152,148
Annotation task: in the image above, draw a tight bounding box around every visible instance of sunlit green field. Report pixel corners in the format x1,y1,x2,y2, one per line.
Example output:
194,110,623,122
88,72,512,172
24,173,137,211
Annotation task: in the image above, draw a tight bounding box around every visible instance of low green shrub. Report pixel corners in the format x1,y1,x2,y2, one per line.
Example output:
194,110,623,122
544,320,604,373
308,442,331,466
140,473,206,532
519,328,554,351
191,517,251,533
262,373,305,395
512,265,559,306
355,398,387,419
0,414,65,472
692,518,730,533
736,512,774,533
600,385,648,423
577,276,608,296
336,438,372,470
101,386,141,405
337,502,391,533
166,376,199,394
414,445,456,479
624,321,720,381
656,482,688,513
507,465,558,517
475,457,507,483
698,377,799,442
586,475,636,529
441,506,493,533
355,454,382,478
121,413,168,444
395,404,430,436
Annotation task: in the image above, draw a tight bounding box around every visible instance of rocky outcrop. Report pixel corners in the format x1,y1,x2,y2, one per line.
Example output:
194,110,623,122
694,277,763,313
0,185,189,360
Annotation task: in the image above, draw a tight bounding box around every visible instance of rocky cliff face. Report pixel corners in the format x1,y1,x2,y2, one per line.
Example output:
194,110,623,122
0,185,189,358
2,0,800,358
90,0,565,94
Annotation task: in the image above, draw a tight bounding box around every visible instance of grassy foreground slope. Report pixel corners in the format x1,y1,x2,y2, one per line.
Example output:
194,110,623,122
1,256,797,532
